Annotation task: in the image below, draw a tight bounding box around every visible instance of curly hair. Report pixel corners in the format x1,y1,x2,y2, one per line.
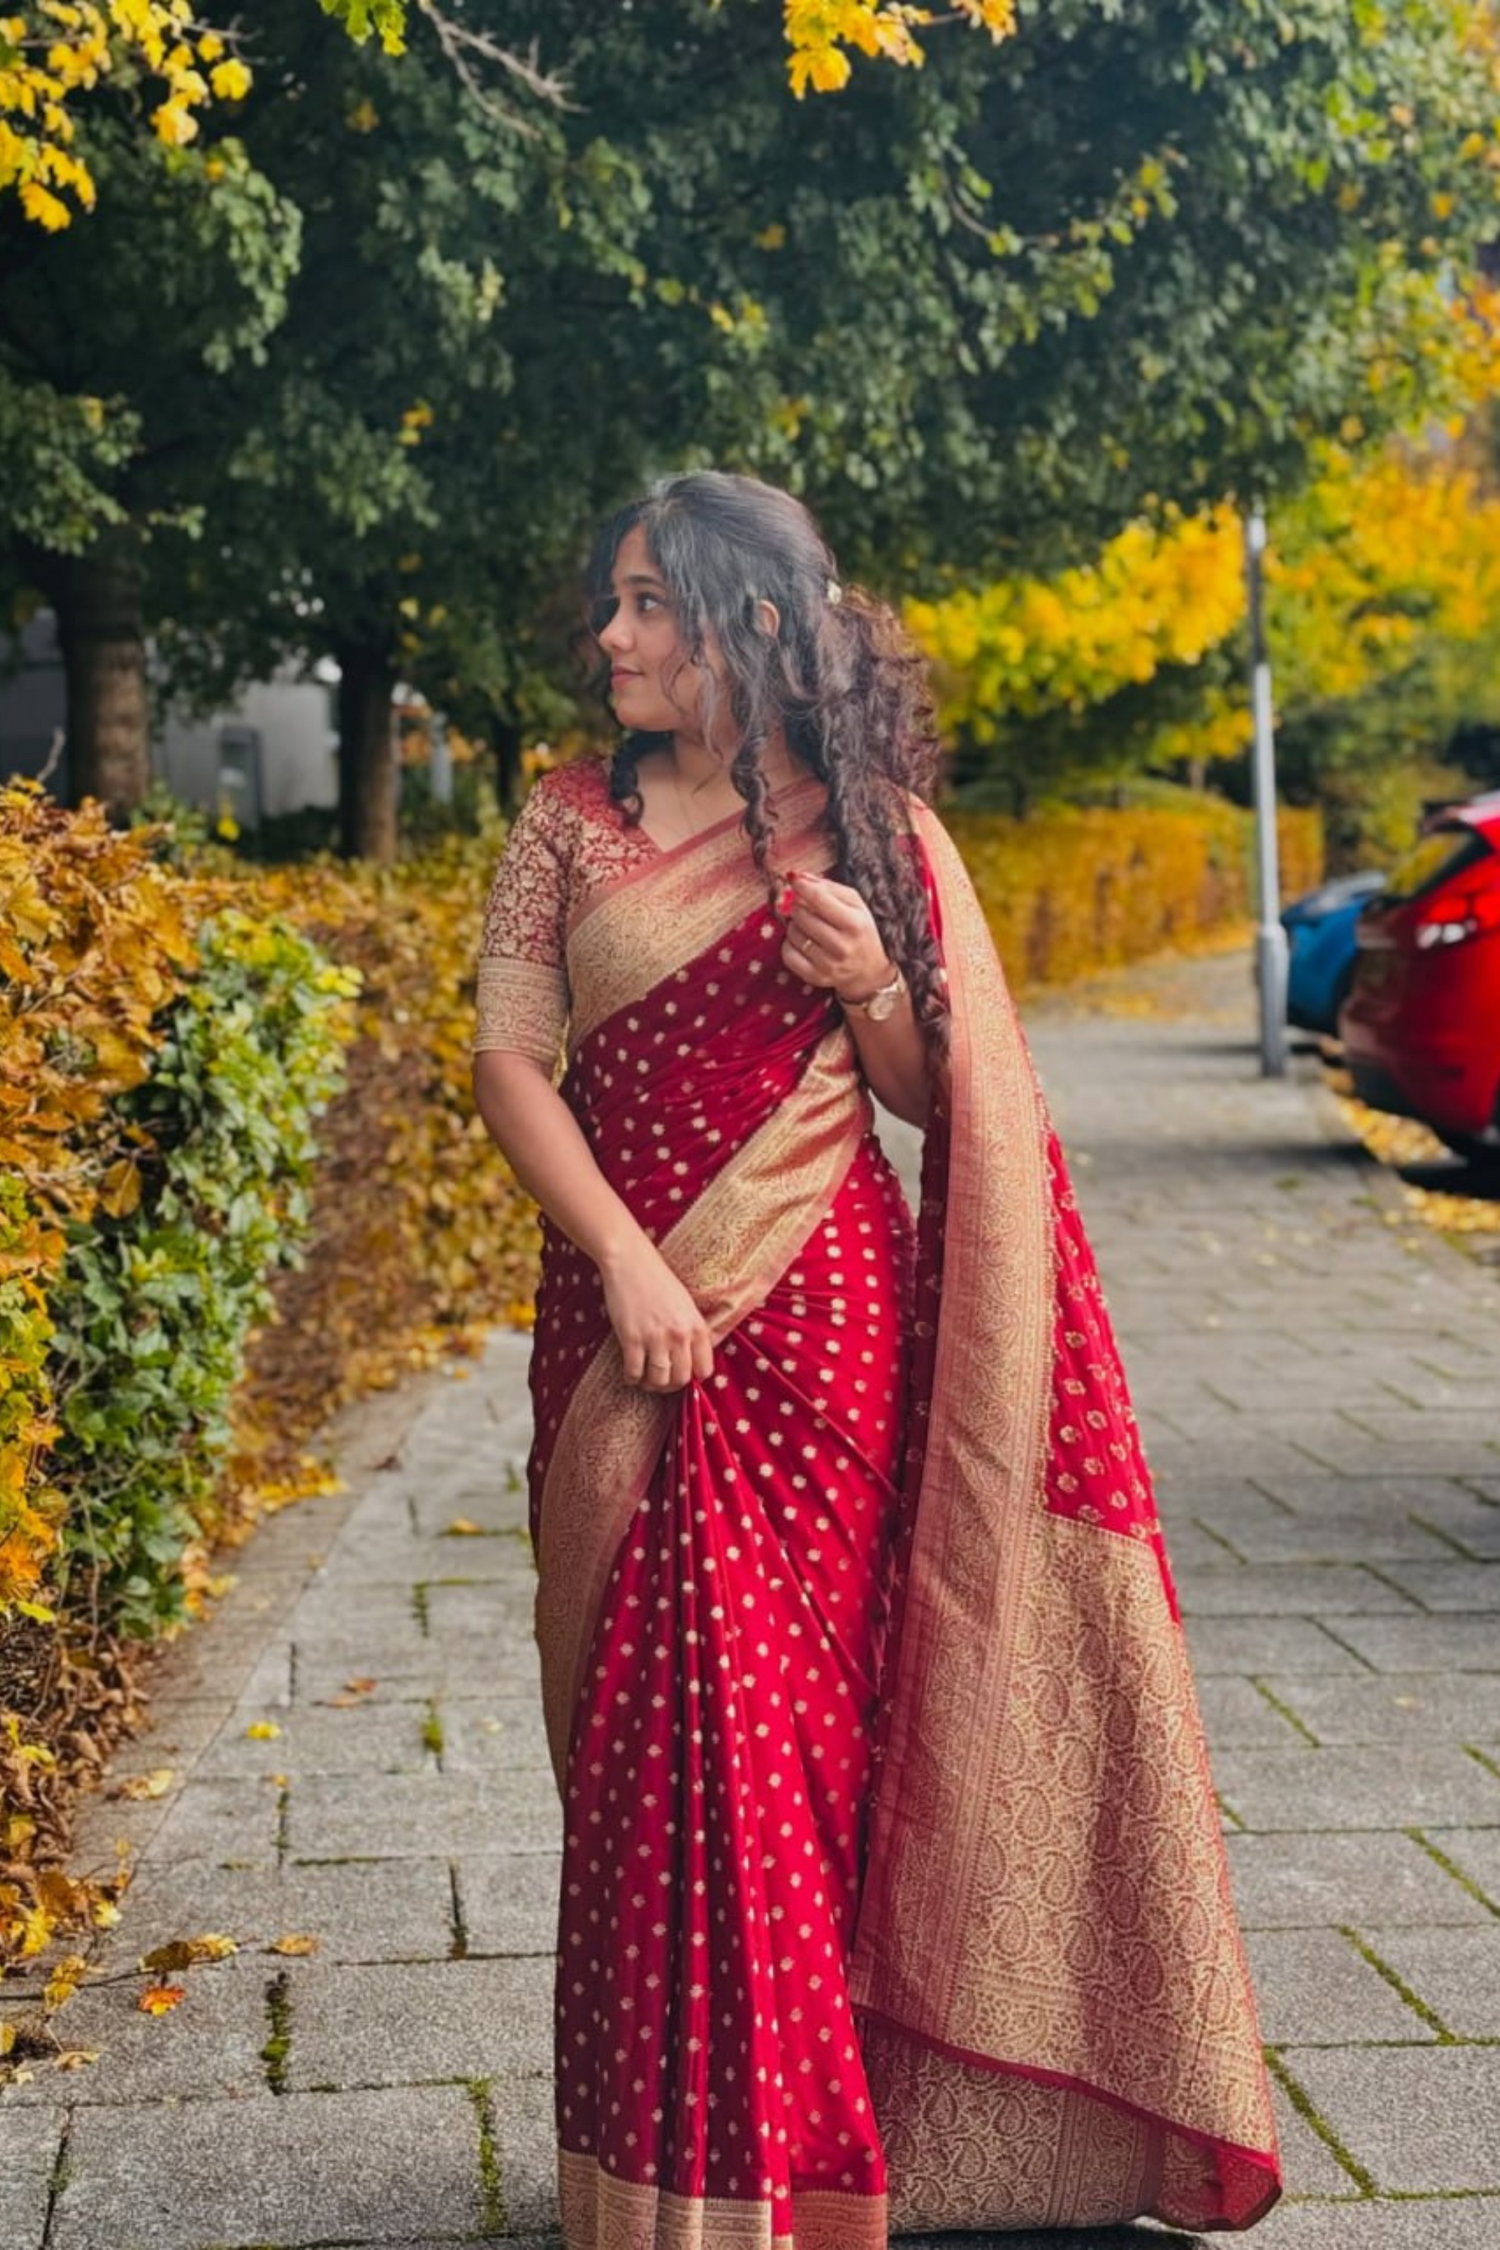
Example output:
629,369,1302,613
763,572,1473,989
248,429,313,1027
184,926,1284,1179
583,470,948,1055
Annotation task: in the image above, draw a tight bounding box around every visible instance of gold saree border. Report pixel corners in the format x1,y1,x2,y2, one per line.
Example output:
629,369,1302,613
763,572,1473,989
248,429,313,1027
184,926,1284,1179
559,2150,887,2250
849,805,1279,2220
565,788,834,1050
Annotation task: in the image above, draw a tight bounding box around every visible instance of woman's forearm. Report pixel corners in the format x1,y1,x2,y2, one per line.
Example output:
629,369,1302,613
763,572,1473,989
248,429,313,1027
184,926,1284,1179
471,1049,651,1273
839,995,931,1128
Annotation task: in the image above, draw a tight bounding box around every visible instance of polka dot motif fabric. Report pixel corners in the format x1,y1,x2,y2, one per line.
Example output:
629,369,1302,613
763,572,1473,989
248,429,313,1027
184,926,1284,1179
556,1136,914,2241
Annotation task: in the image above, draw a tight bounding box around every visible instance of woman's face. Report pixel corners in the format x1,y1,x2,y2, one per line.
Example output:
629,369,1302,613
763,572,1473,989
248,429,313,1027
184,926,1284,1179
593,524,719,741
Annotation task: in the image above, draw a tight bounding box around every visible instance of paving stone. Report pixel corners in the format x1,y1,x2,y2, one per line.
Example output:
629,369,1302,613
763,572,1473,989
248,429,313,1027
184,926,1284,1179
1196,1675,1308,1749
49,2084,489,2249
1225,1832,1491,1930
1268,2077,1365,2199
490,2070,560,2233
457,1852,560,1956
294,1636,542,1702
1206,1512,1466,1566
1371,1559,1500,1612
1213,1745,1500,1831
107,1852,459,1964
1244,1928,1434,2045
140,1774,287,1863
287,1954,552,2087
1278,2046,1500,2193
287,1769,560,1859
0,2104,64,2247
1261,1672,1500,1746
1316,1616,1500,1672
1178,1565,1417,1618
3,1959,272,2108
1245,2202,1500,2249
1184,1617,1369,1675
117,1698,237,1761
193,1700,441,1778
1407,1503,1500,1560
1425,1828,1500,1910
1355,1926,1500,2038
440,1697,554,1773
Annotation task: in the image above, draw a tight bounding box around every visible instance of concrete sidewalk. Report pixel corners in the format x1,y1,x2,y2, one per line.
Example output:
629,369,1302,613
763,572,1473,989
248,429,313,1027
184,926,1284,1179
4,949,1500,2250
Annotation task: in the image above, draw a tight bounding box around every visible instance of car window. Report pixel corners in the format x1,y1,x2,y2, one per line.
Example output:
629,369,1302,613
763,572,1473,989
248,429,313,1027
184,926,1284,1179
1378,827,1493,904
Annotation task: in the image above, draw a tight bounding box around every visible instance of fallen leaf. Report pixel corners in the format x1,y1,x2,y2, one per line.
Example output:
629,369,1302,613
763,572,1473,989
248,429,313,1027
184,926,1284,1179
136,1983,187,2015
139,1933,238,1973
343,1676,376,1695
443,1516,485,1536
54,2047,101,2070
244,1721,282,1740
43,1955,89,2009
267,1933,319,1956
113,1767,176,1801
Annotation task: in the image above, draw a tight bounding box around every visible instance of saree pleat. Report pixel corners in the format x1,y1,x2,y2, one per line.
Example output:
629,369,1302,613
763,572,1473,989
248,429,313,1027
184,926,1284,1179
493,766,1282,2247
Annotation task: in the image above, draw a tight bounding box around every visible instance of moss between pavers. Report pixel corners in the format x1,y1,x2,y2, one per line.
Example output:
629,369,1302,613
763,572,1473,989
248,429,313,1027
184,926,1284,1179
1408,1829,1500,1919
1264,2047,1376,2194
262,1969,293,2093
1340,1928,1457,2044
465,2076,507,2236
1248,1678,1321,1746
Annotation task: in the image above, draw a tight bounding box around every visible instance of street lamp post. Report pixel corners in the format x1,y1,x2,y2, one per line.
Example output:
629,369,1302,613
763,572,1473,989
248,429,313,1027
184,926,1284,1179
1244,506,1288,1078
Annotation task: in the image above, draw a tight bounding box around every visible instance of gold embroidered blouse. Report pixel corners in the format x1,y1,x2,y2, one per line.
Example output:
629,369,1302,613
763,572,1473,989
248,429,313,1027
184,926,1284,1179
472,758,657,1069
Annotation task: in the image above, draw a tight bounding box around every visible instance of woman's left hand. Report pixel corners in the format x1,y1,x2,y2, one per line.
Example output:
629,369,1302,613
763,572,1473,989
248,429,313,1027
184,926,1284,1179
778,870,893,1002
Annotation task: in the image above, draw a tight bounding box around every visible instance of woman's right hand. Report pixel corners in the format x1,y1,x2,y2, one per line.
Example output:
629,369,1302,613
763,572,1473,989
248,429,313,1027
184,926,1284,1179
599,1239,715,1393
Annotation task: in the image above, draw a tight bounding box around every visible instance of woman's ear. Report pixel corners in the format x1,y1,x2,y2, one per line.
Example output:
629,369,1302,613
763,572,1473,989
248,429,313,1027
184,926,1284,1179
755,597,781,639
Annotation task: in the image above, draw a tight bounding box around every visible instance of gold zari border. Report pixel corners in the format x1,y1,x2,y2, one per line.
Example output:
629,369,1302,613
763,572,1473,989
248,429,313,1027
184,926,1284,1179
559,2150,887,2250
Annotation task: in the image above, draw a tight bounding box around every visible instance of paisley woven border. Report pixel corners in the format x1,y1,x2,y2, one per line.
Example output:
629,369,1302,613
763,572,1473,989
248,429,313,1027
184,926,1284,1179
848,805,1279,2227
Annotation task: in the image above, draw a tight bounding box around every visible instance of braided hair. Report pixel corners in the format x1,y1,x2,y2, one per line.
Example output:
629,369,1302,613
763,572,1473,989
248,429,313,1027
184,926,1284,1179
583,470,948,1055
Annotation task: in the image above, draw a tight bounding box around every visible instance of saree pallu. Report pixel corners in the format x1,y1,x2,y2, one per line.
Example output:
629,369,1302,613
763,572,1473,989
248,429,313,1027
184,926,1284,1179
527,790,1281,2246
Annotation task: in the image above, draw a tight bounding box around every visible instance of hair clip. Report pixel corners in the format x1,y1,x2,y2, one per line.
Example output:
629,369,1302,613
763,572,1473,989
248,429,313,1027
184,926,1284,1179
826,578,843,606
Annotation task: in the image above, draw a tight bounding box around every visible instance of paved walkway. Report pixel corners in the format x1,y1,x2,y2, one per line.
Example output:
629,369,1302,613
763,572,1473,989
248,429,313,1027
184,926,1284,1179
4,949,1500,2250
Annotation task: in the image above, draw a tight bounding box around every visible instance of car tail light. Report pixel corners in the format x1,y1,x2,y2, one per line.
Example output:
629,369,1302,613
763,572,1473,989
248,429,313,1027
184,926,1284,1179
1414,889,1500,948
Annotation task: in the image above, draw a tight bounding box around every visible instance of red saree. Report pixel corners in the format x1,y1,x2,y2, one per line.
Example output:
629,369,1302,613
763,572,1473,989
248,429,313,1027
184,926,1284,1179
473,758,1281,2247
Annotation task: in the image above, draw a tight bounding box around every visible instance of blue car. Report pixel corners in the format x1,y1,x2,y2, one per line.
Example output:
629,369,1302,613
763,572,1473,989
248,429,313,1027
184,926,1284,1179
1282,869,1386,1036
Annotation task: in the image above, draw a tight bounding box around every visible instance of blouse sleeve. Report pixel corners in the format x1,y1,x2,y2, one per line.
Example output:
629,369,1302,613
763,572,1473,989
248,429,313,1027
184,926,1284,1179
471,777,571,1069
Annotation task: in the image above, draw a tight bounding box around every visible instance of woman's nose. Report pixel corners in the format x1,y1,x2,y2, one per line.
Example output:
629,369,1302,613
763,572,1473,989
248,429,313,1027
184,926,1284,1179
598,607,631,654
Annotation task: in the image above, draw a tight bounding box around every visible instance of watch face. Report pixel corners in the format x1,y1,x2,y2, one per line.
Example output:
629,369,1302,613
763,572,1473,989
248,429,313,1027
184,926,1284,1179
867,987,899,1022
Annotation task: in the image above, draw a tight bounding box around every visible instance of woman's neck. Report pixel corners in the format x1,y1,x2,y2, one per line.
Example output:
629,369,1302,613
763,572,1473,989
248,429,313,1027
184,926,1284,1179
664,726,807,795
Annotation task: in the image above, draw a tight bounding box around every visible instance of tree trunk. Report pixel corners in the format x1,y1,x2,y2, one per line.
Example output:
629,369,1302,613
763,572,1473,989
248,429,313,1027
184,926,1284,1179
56,536,151,819
335,641,398,862
491,714,524,812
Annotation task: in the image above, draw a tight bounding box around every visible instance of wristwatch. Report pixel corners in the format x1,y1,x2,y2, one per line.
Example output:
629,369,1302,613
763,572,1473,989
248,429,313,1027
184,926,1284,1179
841,964,906,1022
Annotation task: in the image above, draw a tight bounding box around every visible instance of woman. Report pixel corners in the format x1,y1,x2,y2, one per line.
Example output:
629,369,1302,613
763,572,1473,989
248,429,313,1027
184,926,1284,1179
471,471,1281,2247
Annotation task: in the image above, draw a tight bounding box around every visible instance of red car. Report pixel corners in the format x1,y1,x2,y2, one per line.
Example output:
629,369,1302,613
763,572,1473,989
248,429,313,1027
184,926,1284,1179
1340,791,1500,1160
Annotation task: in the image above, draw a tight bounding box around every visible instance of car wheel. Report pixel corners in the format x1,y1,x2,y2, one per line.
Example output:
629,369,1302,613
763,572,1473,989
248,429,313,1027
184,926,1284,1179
1433,1124,1500,1171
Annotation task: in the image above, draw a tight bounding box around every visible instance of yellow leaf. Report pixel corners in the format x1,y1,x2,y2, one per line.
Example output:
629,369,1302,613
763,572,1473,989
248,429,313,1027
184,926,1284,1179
244,1720,282,1739
209,58,250,101
54,2046,101,2069
18,179,71,230
97,1156,142,1218
267,1932,319,1955
114,1766,175,1800
443,1516,485,1536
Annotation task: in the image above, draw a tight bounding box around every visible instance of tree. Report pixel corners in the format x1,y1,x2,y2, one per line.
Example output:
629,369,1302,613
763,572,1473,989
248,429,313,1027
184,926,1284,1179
5,0,1499,849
